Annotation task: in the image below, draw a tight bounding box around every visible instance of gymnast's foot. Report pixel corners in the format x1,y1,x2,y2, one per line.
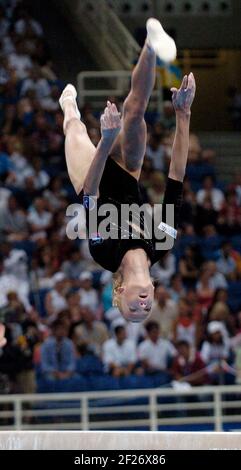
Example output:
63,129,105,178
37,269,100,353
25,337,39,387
59,84,81,133
146,17,177,63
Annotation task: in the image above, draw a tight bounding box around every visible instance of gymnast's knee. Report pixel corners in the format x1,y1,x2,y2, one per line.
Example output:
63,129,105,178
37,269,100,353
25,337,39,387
64,117,87,136
123,94,147,121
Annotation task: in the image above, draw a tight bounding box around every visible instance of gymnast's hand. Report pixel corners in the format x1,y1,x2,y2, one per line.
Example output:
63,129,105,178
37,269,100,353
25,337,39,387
100,101,121,141
171,72,196,115
0,324,7,348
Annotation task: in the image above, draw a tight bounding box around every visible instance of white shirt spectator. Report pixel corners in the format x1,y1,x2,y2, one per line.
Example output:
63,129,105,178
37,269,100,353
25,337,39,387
46,289,68,314
200,341,230,364
0,17,9,37
138,338,176,370
8,52,33,79
0,187,11,210
110,317,145,345
79,288,99,312
3,248,28,281
103,338,137,370
151,253,176,286
196,188,225,211
23,167,50,190
14,18,43,36
146,143,165,171
0,274,30,310
20,78,51,100
27,207,52,230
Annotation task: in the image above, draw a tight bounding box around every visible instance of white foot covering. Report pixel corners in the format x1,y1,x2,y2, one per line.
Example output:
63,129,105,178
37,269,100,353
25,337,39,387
146,18,177,63
59,84,81,119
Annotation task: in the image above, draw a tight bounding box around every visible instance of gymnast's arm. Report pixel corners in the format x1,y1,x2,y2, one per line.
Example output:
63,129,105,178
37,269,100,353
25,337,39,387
168,72,196,182
83,101,121,196
0,323,7,348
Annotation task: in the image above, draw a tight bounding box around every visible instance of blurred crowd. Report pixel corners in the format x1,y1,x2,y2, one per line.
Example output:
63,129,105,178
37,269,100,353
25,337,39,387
0,0,241,395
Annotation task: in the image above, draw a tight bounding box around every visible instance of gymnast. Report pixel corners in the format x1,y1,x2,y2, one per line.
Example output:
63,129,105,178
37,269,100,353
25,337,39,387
60,19,195,323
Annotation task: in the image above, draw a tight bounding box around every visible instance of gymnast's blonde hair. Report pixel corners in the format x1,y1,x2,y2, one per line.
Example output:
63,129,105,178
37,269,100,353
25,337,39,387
112,270,123,309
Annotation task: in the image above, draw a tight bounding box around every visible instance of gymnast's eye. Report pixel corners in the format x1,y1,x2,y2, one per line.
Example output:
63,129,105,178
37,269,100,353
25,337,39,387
129,307,137,312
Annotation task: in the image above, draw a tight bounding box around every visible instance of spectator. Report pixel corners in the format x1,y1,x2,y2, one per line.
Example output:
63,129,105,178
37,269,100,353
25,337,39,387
178,246,201,288
27,197,52,238
8,39,33,79
145,284,177,339
171,340,209,385
151,251,175,286
138,321,176,374
196,175,225,211
200,321,232,384
44,272,68,319
78,271,99,313
40,319,76,380
216,241,237,279
172,298,201,348
0,195,28,240
168,273,186,303
61,247,86,281
102,325,137,377
73,306,109,357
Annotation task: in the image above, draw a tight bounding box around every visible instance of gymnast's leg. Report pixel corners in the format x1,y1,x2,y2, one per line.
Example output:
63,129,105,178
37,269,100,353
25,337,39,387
60,85,96,195
121,41,156,179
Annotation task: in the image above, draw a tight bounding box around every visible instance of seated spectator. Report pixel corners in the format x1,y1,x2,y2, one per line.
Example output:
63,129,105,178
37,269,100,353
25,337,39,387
195,196,218,234
40,319,76,380
20,65,51,100
168,273,186,303
65,291,82,323
216,241,237,279
145,132,165,171
44,272,68,320
15,319,40,393
78,271,99,313
196,267,215,311
110,317,145,346
179,246,201,288
8,39,33,79
205,261,228,290
200,321,232,384
14,6,43,37
0,256,30,311
102,325,137,377
151,251,175,287
21,157,50,190
138,321,176,374
61,248,86,282
0,195,28,240
172,298,201,348
171,340,209,385
145,284,177,339
0,291,27,325
147,171,165,205
2,242,28,281
73,306,109,357
196,175,225,211
27,197,52,239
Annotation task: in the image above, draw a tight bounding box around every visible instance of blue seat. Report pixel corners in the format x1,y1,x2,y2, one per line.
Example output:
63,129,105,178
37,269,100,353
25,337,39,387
76,354,104,376
231,235,241,254
228,281,241,313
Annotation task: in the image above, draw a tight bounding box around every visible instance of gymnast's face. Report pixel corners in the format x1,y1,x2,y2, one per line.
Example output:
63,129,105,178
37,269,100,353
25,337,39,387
119,282,154,322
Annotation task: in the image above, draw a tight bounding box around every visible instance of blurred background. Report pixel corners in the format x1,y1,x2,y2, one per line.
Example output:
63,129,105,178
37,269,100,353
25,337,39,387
0,0,241,432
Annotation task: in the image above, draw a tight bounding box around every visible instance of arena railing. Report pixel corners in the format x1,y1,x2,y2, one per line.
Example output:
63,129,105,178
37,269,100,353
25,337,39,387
77,70,163,112
0,385,241,432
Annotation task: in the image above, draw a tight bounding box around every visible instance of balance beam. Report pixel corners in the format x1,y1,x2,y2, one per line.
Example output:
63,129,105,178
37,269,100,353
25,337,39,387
0,431,241,450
